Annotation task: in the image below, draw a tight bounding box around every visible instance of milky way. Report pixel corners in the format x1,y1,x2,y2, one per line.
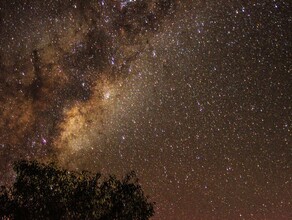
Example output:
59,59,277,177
0,1,291,219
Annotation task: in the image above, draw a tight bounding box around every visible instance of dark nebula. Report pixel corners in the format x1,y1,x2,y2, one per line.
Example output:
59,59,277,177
0,0,291,219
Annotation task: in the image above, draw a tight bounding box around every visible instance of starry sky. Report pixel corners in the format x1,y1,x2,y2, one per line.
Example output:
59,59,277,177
0,0,291,219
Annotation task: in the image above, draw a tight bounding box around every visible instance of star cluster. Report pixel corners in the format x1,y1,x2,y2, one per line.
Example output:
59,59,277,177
0,0,291,219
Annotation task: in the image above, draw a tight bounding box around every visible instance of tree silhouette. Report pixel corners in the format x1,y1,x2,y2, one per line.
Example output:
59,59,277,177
0,160,154,220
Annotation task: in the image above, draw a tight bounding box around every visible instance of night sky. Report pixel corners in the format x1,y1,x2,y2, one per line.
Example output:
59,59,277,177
0,0,291,219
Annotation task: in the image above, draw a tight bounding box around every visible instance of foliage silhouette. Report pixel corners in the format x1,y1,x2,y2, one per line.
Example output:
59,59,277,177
0,160,154,220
